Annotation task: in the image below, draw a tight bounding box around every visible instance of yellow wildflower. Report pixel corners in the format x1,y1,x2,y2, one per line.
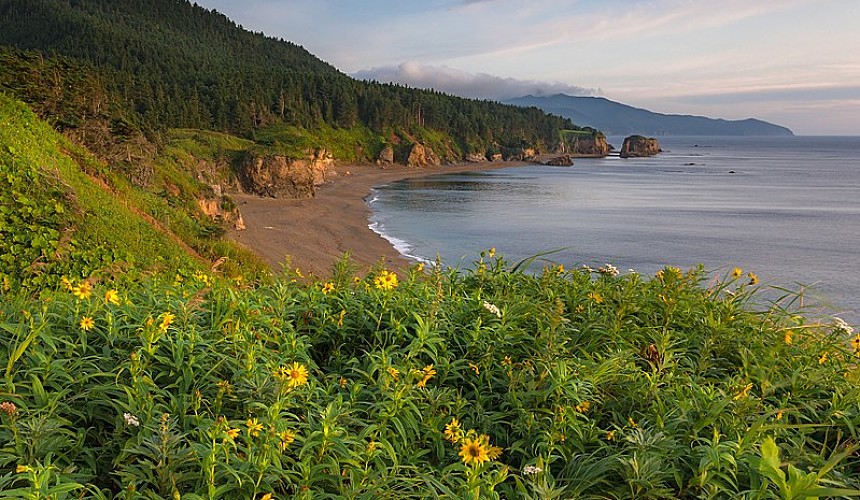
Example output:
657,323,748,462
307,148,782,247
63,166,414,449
285,362,309,388
337,309,346,328
575,401,591,413
587,291,604,304
575,304,585,313
488,247,496,257
61,276,73,290
159,312,175,332
72,281,92,300
16,465,31,474
732,267,743,279
104,289,120,305
415,262,425,273
501,356,512,367
784,330,793,345
468,362,480,375
459,437,489,466
444,418,463,443
606,430,616,441
387,366,400,381
80,316,95,331
416,364,436,388
295,268,304,278
246,418,264,437
733,383,754,401
556,264,565,275
225,428,240,440
322,282,335,295
819,352,828,364
277,430,296,451
747,272,759,285
216,380,232,395
339,376,348,388
373,270,398,290
776,410,784,421
851,335,860,353
259,494,273,500
628,417,638,428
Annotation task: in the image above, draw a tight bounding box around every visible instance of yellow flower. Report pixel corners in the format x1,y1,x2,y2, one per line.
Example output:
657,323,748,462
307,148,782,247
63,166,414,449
501,356,512,367
285,362,309,388
16,465,31,473
217,380,232,395
851,335,860,353
159,312,175,332
295,268,304,278
225,427,240,440
733,383,754,401
416,364,436,388
784,330,793,345
387,366,400,381
575,401,591,413
488,247,496,257
776,410,784,421
819,352,828,364
444,418,463,443
459,437,489,466
80,316,95,331
605,430,616,441
72,281,92,300
246,418,264,437
415,262,425,273
374,270,399,290
321,282,335,295
337,309,346,328
104,289,120,305
732,267,743,279
587,291,604,304
259,494,273,500
278,430,296,451
339,376,348,388
468,363,480,375
61,276,73,290
747,272,759,285
556,264,565,275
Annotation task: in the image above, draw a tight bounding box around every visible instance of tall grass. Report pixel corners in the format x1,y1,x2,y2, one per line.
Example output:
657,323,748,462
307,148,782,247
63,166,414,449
1,255,858,498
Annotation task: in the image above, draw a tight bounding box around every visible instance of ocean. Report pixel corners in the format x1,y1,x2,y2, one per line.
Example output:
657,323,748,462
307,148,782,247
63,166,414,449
368,136,860,321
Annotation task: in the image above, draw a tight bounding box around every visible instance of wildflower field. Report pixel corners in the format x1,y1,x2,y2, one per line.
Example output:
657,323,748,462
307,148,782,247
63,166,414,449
1,254,860,499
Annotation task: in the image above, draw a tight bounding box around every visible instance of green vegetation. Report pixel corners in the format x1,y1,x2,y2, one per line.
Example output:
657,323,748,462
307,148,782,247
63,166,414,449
1,256,859,498
0,0,581,157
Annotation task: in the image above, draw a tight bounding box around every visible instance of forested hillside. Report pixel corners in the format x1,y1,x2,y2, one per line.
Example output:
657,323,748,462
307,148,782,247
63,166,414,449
0,0,581,157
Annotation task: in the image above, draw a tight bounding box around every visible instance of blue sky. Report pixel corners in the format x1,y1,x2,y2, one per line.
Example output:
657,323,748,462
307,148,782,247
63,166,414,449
195,0,860,135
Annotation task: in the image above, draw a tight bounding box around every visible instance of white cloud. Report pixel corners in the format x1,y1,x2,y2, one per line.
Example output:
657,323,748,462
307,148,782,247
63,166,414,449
353,61,597,100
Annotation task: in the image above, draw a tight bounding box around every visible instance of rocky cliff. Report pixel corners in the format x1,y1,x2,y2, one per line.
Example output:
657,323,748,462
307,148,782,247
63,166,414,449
405,143,441,168
239,149,333,198
564,135,610,157
620,135,662,158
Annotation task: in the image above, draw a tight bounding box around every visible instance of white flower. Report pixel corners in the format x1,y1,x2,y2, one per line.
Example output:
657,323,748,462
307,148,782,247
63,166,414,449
123,412,140,427
482,300,501,318
833,317,854,335
523,465,543,475
598,263,619,277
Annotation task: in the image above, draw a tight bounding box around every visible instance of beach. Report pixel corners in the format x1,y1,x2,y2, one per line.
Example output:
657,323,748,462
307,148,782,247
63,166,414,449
228,161,522,277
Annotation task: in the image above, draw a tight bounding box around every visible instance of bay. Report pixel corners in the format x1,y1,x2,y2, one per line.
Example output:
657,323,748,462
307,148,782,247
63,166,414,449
368,136,860,321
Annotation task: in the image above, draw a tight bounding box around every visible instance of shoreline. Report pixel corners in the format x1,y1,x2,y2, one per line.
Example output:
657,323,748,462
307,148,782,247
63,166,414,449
228,161,526,277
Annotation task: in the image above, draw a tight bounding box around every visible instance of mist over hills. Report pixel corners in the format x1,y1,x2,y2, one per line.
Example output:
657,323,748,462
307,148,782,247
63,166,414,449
505,94,794,136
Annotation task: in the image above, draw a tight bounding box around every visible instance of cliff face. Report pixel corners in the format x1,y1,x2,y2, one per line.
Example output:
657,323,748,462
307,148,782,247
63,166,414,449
620,135,662,158
239,149,333,198
565,135,610,157
406,143,441,168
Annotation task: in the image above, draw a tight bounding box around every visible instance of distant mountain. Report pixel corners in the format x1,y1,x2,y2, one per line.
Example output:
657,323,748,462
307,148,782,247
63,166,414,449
505,94,794,136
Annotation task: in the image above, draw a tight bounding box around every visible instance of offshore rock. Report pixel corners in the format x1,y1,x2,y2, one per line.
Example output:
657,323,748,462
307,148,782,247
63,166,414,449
406,143,441,168
545,154,573,166
239,149,332,198
620,135,662,158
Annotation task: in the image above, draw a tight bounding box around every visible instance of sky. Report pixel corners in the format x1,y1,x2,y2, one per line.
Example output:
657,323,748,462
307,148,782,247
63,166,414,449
195,0,860,135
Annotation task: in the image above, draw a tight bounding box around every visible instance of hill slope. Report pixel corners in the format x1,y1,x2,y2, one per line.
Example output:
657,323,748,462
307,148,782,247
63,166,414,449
506,94,794,136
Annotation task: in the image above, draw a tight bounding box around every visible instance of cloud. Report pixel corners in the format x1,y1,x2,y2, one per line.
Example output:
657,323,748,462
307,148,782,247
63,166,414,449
353,61,597,100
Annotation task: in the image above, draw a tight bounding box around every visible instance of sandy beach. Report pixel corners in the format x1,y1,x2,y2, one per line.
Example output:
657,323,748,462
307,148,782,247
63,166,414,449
228,161,524,277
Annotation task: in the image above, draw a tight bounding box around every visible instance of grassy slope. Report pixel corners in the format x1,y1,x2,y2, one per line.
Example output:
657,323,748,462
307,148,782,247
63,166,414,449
0,93,202,288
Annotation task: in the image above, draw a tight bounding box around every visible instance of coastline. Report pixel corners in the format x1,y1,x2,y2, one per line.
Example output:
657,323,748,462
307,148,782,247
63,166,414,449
228,161,526,277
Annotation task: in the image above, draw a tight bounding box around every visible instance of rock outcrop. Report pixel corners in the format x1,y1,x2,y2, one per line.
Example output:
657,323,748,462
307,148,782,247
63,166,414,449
465,152,488,163
197,195,246,230
239,148,333,198
405,143,441,168
620,135,662,158
376,145,395,166
566,134,610,157
544,154,573,166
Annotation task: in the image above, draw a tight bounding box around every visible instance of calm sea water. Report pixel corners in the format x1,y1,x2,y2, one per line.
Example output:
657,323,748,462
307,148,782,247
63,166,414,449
368,136,860,321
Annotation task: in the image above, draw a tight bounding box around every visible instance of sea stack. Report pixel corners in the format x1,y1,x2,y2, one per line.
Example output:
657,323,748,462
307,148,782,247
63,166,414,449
620,135,662,158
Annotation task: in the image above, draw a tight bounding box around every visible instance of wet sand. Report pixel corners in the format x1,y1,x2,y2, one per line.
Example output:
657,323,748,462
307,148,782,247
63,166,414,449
228,161,524,277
